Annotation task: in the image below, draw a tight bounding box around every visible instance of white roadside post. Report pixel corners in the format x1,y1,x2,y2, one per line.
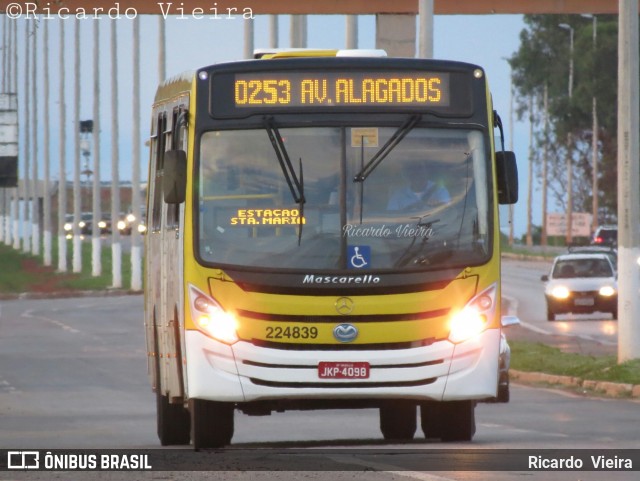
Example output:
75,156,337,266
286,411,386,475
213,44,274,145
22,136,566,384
617,0,640,362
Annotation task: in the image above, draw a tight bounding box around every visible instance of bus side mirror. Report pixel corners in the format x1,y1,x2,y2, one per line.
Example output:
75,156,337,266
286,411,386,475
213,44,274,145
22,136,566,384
496,151,518,205
163,150,187,204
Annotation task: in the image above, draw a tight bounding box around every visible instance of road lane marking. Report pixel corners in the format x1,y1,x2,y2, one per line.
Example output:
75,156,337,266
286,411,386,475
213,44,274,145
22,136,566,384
22,309,81,334
0,377,19,394
326,455,458,481
504,294,617,345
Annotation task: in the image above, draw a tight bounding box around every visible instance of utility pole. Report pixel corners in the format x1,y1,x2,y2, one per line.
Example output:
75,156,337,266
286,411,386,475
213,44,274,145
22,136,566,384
92,21,102,277
43,22,52,266
31,20,38,257
110,21,122,289
526,95,534,246
57,19,68,272
72,20,82,273
418,0,434,58
559,23,574,245
244,16,254,59
22,21,31,254
617,0,640,362
541,83,549,247
269,15,279,48
131,17,142,292
346,15,358,49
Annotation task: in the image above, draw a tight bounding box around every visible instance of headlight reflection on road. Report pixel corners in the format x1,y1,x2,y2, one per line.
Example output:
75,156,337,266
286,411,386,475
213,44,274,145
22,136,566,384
601,322,617,336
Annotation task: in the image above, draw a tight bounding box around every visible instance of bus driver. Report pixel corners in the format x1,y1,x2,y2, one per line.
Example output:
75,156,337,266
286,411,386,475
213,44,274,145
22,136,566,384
387,160,450,211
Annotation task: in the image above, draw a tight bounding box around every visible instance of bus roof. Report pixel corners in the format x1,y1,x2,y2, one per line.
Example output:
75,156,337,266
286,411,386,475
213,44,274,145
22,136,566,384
154,70,195,104
253,48,388,59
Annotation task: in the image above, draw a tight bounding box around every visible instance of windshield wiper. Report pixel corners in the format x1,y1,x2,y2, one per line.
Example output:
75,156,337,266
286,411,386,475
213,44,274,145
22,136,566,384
264,117,306,244
264,117,305,204
352,114,421,183
393,216,440,268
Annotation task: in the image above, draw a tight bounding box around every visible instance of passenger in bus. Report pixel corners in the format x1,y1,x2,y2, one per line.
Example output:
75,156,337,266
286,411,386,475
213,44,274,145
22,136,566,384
387,160,451,211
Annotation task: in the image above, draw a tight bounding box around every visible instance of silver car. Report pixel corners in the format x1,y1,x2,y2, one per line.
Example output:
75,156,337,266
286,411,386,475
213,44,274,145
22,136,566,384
541,247,617,321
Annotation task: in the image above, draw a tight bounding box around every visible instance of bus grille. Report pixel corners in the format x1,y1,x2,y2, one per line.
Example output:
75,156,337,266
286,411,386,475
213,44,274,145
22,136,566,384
249,377,438,389
250,338,441,351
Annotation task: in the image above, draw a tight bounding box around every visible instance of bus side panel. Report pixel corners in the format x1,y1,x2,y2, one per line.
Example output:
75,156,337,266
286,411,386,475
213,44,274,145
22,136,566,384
146,98,190,403
161,205,183,400
144,111,161,393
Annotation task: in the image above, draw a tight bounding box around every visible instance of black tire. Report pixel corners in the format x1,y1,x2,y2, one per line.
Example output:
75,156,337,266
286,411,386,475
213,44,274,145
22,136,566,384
440,401,476,442
379,400,417,441
496,376,510,403
190,398,235,450
156,391,191,446
421,401,475,442
420,400,443,439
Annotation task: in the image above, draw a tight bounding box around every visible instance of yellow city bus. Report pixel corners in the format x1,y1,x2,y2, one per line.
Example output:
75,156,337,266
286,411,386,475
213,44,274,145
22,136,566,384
145,49,518,449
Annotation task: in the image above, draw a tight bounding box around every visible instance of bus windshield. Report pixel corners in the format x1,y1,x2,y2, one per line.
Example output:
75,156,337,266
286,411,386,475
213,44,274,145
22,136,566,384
197,126,491,271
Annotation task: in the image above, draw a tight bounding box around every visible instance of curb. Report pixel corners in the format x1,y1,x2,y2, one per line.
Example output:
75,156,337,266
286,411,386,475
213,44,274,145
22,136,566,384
501,252,553,262
511,369,640,399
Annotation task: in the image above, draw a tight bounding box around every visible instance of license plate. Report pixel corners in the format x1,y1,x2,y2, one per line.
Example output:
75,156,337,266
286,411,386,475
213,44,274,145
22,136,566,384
318,362,370,379
575,297,595,306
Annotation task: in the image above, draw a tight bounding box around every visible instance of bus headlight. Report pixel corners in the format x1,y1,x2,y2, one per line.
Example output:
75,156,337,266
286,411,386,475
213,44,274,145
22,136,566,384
188,284,238,344
448,284,496,344
599,286,616,297
64,222,73,231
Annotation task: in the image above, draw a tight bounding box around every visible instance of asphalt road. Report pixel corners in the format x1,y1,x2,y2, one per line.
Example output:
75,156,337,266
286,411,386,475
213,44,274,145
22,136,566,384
0,291,638,480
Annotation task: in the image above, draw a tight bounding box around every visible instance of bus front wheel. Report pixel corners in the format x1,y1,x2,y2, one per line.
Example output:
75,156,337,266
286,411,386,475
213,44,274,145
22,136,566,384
379,400,417,441
420,400,476,442
156,391,191,445
189,398,235,450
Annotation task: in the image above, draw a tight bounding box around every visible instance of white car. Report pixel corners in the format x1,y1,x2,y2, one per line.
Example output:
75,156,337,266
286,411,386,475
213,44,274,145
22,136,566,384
540,247,617,321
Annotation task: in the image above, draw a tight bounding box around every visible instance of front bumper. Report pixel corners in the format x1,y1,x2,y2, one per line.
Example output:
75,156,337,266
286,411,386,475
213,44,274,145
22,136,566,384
545,292,617,315
184,328,500,404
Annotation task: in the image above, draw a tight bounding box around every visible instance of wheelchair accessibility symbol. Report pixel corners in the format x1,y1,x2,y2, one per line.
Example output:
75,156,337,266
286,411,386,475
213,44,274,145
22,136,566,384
348,245,370,269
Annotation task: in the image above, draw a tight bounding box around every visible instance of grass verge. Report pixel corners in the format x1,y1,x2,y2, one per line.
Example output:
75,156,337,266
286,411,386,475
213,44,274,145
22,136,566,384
0,238,133,293
510,340,640,385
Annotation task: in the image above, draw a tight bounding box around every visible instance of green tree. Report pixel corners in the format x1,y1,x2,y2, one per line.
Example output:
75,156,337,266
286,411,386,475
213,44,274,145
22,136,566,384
509,15,619,224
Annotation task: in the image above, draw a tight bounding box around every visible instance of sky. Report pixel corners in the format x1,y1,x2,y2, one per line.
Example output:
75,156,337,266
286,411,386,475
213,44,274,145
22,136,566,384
2,10,541,237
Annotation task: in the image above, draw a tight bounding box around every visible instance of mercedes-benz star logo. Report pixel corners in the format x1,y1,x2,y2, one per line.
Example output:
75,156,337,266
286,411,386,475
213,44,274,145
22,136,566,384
335,297,354,315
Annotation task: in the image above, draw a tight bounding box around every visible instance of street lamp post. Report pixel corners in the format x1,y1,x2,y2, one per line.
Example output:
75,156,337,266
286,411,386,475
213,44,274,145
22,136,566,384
559,23,574,245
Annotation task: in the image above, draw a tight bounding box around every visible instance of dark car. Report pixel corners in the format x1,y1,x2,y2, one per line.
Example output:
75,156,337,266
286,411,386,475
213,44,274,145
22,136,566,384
592,225,617,247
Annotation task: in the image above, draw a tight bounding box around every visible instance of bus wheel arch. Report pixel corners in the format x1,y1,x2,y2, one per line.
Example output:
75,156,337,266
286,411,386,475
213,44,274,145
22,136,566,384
154,308,191,445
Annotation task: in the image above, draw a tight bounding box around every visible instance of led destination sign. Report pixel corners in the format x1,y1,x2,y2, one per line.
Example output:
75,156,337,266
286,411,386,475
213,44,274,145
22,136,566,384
233,71,450,109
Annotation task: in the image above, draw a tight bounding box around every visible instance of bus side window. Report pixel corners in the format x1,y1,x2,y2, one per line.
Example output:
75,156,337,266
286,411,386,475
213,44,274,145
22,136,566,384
150,112,167,233
166,108,186,230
